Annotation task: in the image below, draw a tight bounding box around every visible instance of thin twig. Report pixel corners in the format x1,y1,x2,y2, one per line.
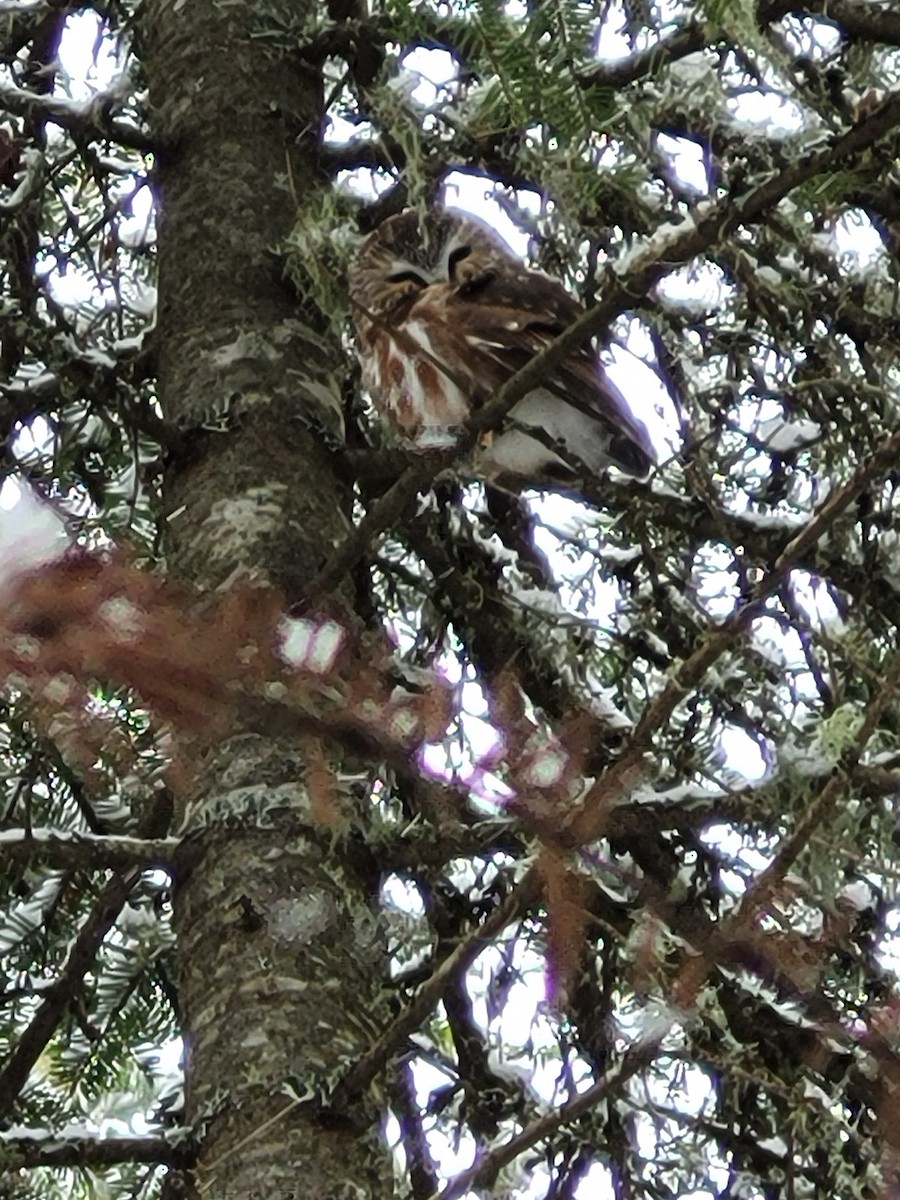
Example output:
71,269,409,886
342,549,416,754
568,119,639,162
330,866,543,1106
565,419,900,846
430,1035,663,1200
310,87,900,604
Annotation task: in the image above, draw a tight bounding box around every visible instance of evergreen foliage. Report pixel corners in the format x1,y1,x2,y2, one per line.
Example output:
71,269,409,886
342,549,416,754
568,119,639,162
2,0,900,1197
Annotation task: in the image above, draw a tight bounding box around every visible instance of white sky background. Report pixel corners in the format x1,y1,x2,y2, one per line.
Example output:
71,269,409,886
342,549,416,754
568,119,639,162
1,4,895,1195
357,35,883,791
334,25,887,1200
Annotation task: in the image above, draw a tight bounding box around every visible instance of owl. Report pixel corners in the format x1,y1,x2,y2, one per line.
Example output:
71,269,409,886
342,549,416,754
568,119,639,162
347,208,655,488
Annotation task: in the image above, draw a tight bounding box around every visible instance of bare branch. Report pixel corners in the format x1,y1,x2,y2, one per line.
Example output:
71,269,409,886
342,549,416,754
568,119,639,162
310,86,900,604
0,78,153,152
0,789,173,1123
760,0,900,46
3,1134,189,1170
567,419,900,847
432,1036,662,1200
0,829,182,871
577,17,709,89
331,866,543,1106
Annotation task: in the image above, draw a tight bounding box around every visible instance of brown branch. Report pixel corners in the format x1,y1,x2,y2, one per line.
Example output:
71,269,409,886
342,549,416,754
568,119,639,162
579,472,900,631
351,449,900,635
584,836,900,1167
0,789,173,1123
577,18,710,89
733,641,900,924
4,1134,189,1170
0,79,154,152
2,356,176,451
566,418,900,847
431,1036,662,1200
310,86,900,605
0,873,139,1119
390,1064,440,1199
759,0,900,45
0,830,183,871
321,414,900,1140
403,515,581,725
330,866,543,1107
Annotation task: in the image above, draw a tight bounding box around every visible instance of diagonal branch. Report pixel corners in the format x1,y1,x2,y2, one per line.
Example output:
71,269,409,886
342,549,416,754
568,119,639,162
729,641,900,927
432,1035,662,1200
0,870,141,1119
330,866,543,1107
325,416,900,1137
0,78,154,152
0,789,172,1122
309,86,900,604
565,418,900,847
577,17,709,88
759,0,900,46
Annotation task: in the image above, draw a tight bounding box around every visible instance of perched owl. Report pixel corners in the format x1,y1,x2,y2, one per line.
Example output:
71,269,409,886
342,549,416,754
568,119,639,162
348,208,655,487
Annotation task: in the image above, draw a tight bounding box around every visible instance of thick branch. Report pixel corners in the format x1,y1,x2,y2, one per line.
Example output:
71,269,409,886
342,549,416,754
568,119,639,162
759,0,900,45
4,1134,188,1170
312,86,900,604
0,79,153,151
432,1036,662,1200
331,866,543,1106
578,18,710,88
0,829,182,870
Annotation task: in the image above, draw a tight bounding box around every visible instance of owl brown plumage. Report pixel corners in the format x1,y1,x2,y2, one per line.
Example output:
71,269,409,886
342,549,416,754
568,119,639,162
348,208,655,486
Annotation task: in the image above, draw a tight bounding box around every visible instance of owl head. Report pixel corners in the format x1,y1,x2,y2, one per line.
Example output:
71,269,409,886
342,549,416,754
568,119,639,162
348,208,514,322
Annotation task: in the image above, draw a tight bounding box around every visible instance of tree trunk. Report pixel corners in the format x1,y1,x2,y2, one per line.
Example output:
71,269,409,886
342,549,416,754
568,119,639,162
140,3,391,1195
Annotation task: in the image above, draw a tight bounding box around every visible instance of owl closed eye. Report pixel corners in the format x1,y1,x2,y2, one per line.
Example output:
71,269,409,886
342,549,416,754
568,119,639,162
348,207,655,484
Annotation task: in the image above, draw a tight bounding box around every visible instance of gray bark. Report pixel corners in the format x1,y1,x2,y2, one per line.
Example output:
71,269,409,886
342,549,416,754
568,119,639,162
141,3,391,1195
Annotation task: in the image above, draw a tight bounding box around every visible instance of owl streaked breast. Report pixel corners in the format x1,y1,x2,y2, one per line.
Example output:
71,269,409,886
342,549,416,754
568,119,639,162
348,207,656,486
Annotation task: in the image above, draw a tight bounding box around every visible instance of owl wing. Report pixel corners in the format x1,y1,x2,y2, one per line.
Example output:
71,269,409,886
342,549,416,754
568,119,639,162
444,265,655,478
